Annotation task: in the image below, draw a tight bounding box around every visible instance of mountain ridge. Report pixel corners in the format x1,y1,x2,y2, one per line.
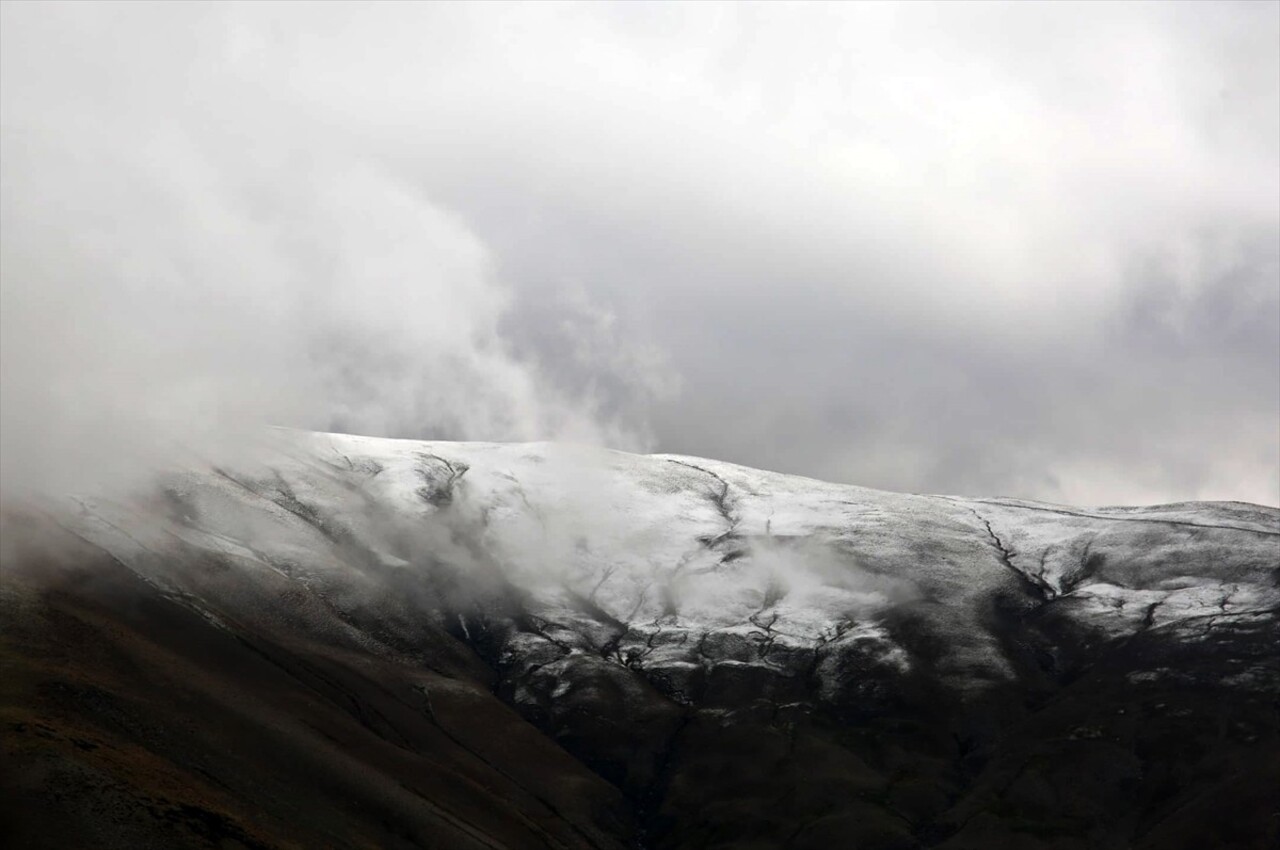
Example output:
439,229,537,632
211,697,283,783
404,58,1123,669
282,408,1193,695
3,429,1277,849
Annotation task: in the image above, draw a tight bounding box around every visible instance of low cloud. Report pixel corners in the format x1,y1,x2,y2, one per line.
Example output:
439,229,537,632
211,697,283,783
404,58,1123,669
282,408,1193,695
0,3,661,499
2,2,1276,506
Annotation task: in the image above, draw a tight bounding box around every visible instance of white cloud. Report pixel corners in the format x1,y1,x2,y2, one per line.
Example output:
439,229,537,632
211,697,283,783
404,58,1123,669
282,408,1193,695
2,1,1276,505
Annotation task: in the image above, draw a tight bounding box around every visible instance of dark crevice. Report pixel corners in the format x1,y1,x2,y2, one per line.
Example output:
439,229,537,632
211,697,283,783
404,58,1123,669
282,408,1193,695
952,497,1280,537
415,453,469,507
960,505,1055,601
665,459,741,548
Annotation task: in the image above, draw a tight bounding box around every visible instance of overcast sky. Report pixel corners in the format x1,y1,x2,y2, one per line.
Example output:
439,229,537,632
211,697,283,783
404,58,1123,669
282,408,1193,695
2,1,1277,506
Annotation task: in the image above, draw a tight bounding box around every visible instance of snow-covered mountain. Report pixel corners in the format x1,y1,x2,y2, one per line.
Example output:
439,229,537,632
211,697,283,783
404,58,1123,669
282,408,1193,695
3,429,1278,849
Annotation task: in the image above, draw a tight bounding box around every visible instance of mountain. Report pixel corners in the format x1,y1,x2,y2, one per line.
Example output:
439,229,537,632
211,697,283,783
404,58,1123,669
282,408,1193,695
2,429,1277,849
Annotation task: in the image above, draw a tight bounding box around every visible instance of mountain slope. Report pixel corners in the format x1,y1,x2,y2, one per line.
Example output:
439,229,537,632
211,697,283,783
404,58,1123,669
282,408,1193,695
3,430,1278,849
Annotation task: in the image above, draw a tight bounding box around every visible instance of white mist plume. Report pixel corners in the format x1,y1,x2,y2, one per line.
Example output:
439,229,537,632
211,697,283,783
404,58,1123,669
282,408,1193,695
0,4,656,500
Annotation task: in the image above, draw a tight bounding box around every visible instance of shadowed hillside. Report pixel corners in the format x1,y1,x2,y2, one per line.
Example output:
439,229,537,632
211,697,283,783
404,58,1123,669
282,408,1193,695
3,431,1278,849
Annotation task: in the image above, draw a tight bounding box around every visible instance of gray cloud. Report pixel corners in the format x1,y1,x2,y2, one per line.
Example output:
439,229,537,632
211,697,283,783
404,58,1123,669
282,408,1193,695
2,1,1276,506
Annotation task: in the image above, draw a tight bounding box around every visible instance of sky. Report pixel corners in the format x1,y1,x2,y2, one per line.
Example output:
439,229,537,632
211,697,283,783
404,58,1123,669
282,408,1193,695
1,1,1277,506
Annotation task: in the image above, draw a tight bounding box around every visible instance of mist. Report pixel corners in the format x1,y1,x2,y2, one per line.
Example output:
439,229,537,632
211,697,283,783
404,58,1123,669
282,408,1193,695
2,2,1277,506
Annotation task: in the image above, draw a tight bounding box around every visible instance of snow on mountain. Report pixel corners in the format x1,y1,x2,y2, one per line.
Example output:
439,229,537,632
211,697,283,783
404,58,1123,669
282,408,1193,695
53,428,1280,698
7,427,1279,849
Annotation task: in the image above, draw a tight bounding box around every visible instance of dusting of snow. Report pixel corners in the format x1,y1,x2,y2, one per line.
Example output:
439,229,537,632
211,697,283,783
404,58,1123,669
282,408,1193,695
51,428,1280,698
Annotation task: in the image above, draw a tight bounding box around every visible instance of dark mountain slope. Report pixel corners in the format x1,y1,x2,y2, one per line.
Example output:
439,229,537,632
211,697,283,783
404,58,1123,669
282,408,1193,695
2,431,1277,848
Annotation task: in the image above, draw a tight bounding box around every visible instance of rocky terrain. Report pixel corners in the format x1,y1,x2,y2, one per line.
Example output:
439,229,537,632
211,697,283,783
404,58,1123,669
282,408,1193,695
2,429,1278,849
